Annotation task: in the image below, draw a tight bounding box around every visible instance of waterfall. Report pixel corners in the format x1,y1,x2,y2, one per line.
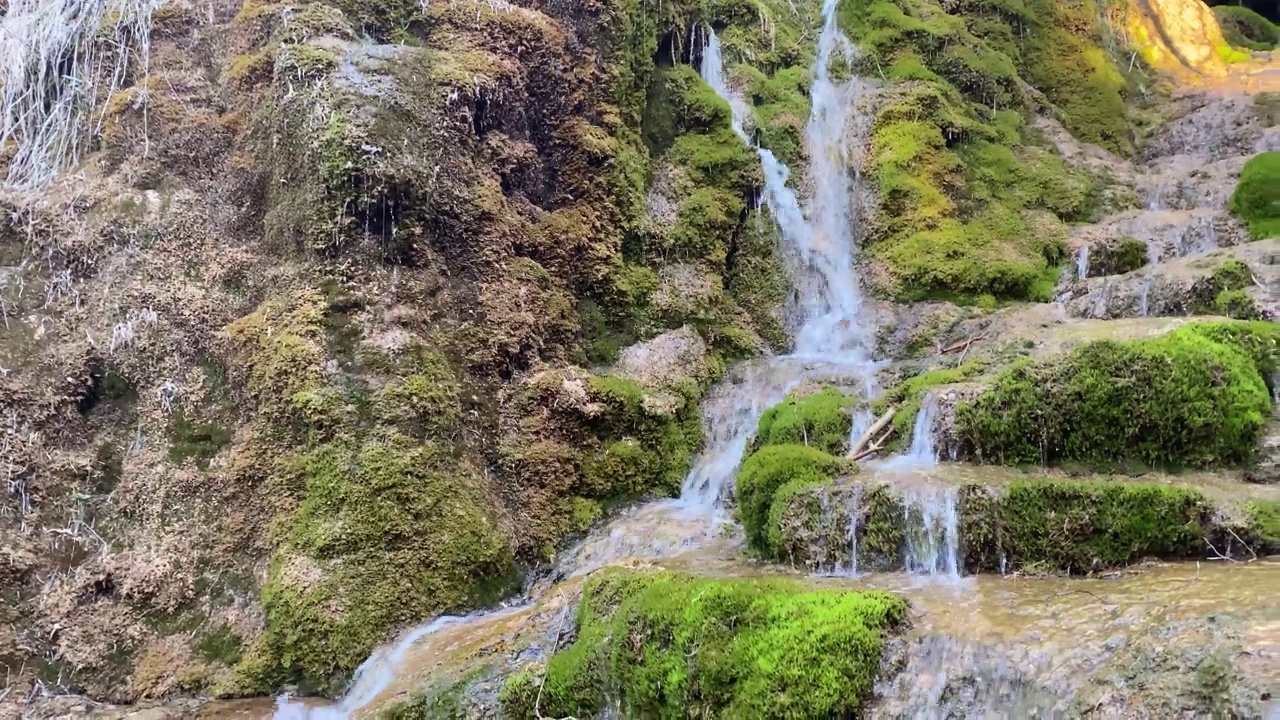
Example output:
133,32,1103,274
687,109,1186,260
1137,243,1162,317
902,485,961,579
275,7,883,716
1076,245,1090,281
881,391,941,469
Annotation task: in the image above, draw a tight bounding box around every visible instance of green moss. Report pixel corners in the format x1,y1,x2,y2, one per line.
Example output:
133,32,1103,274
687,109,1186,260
754,387,858,456
1214,6,1279,51
963,481,1213,573
503,569,906,719
196,625,244,666
373,350,460,437
1245,500,1280,554
1090,236,1149,276
837,0,1132,300
239,439,514,693
1229,152,1280,240
168,412,232,471
956,323,1273,468
737,444,853,555
1189,260,1260,319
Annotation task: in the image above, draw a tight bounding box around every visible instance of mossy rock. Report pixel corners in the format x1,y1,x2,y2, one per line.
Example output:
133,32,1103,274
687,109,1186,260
1089,236,1150,277
955,322,1275,469
753,386,859,456
736,444,854,556
238,439,515,693
1230,152,1280,240
1214,6,1278,52
500,569,907,718
872,362,985,453
771,477,1261,574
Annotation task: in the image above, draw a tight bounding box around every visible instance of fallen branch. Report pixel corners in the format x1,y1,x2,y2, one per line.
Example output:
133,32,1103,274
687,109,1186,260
850,427,895,462
939,333,986,355
848,407,895,458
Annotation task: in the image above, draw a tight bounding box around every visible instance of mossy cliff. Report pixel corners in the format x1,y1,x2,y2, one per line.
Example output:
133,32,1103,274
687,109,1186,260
770,477,1274,573
953,321,1277,469
499,569,907,718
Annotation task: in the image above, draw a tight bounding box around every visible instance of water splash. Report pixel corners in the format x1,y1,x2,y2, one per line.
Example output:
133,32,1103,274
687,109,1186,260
1137,243,1162,317
881,391,941,469
902,485,961,580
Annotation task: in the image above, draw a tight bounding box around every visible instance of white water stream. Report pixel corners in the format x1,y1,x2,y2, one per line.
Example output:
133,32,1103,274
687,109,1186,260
276,4,913,714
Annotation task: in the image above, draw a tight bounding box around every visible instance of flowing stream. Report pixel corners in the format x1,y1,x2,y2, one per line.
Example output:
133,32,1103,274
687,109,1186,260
275,4,934,716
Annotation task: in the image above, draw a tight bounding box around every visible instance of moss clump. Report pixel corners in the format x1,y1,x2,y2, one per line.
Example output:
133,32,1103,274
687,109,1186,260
1090,236,1149,276
1190,260,1260,320
1229,152,1280,240
753,387,858,455
873,362,984,451
502,569,906,719
961,481,1214,573
1245,500,1280,554
373,349,461,437
241,439,513,693
1214,6,1278,52
167,412,233,471
737,444,853,556
956,323,1273,469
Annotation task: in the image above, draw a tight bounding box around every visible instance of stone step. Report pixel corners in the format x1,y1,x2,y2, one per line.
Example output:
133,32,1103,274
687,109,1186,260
1058,240,1277,320
1064,209,1251,286
770,469,1279,576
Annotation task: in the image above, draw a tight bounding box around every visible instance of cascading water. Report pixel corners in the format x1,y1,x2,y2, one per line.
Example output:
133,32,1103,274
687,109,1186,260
1076,245,1090,281
276,6,883,716
901,485,961,579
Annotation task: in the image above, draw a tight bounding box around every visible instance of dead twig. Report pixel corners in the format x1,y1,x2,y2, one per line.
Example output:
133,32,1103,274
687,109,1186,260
938,333,986,355
848,406,895,458
850,426,894,462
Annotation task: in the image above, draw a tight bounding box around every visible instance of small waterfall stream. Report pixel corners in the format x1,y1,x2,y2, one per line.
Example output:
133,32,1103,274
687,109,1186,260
276,5,894,715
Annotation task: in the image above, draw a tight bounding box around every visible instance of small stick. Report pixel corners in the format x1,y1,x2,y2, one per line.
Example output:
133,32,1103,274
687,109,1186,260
849,407,895,458
939,333,987,355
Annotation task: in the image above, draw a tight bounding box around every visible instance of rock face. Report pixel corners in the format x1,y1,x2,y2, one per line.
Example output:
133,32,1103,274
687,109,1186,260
0,0,1277,713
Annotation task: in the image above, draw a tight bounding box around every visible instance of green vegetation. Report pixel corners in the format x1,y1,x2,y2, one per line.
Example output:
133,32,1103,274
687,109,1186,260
1089,236,1149,277
736,444,853,555
772,477,1257,573
960,481,1213,573
753,386,858,455
956,322,1274,469
1229,152,1280,240
500,570,907,718
167,412,232,471
1191,260,1261,320
1245,500,1280,554
1214,5,1278,52
837,0,1120,301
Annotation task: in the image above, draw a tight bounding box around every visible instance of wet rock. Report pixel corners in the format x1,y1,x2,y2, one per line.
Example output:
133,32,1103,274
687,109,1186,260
1062,241,1278,321
613,325,710,389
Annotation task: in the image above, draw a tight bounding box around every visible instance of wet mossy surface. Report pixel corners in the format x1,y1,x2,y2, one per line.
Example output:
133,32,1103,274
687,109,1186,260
1229,151,1280,240
1213,5,1279,52
736,444,854,556
838,0,1139,302
873,362,984,452
499,569,907,718
1089,236,1150,277
772,477,1264,574
955,322,1275,469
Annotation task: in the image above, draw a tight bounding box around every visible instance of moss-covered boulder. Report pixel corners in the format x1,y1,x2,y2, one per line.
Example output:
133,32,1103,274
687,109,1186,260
752,385,859,456
736,445,855,556
954,322,1276,469
1213,5,1279,52
1230,151,1280,240
771,477,1270,574
499,569,907,718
